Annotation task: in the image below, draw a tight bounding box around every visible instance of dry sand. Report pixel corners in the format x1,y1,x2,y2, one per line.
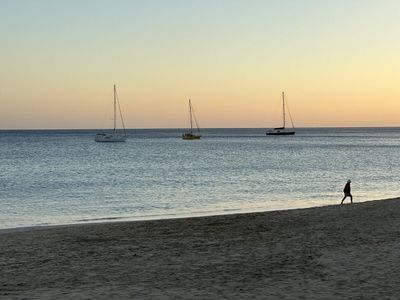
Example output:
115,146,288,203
1,198,400,299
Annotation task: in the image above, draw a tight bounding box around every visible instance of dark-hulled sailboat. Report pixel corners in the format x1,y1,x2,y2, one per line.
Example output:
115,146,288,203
266,92,295,136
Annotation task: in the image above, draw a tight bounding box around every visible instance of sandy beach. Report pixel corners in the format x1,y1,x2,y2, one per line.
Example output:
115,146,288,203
1,198,400,299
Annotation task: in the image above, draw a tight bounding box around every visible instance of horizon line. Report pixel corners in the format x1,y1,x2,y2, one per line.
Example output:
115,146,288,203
1,125,400,131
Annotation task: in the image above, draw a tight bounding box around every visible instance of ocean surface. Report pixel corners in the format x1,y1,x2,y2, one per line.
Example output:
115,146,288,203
1,127,400,229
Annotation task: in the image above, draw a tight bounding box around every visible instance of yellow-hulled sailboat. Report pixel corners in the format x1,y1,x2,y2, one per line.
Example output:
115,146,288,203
182,99,201,140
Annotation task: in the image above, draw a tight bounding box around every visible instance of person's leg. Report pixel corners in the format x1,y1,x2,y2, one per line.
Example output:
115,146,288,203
350,194,353,204
341,195,347,204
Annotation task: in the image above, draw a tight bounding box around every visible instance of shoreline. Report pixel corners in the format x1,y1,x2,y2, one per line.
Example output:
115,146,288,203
2,197,400,298
0,196,396,234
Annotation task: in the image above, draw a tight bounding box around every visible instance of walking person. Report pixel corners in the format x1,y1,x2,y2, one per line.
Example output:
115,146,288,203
341,179,353,204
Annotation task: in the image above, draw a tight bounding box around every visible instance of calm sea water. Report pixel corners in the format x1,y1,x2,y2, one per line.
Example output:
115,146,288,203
1,128,399,229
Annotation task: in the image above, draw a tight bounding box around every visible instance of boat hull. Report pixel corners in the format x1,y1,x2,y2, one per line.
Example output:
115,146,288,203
266,131,295,136
95,134,127,142
182,133,201,140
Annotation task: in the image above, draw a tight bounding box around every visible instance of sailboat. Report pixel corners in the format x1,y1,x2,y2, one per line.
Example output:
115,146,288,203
95,85,127,142
182,99,201,140
266,92,295,136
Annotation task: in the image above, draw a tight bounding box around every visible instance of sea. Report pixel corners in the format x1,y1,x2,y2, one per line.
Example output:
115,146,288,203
1,127,399,230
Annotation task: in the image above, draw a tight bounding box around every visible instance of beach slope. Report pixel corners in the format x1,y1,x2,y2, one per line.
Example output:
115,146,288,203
1,198,400,299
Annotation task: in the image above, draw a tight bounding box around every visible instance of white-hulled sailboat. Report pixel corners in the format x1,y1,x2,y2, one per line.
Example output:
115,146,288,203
182,99,201,140
266,92,295,136
95,85,127,142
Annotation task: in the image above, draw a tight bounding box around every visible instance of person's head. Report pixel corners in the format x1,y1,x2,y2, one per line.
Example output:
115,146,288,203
347,179,351,183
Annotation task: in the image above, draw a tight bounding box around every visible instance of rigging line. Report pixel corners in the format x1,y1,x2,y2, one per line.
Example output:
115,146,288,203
116,89,127,136
185,100,191,132
189,99,193,133
191,103,201,133
286,99,295,129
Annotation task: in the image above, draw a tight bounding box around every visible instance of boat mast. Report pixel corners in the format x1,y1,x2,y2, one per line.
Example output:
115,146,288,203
189,99,193,134
113,84,117,133
282,91,286,129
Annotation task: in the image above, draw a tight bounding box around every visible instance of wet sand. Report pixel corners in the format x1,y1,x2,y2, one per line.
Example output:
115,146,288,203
1,198,400,299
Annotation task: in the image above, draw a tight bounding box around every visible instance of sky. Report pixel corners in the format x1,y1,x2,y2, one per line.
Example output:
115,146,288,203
1,0,399,129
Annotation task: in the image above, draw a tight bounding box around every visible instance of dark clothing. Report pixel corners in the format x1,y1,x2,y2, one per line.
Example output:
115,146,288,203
343,182,351,193
341,182,353,204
